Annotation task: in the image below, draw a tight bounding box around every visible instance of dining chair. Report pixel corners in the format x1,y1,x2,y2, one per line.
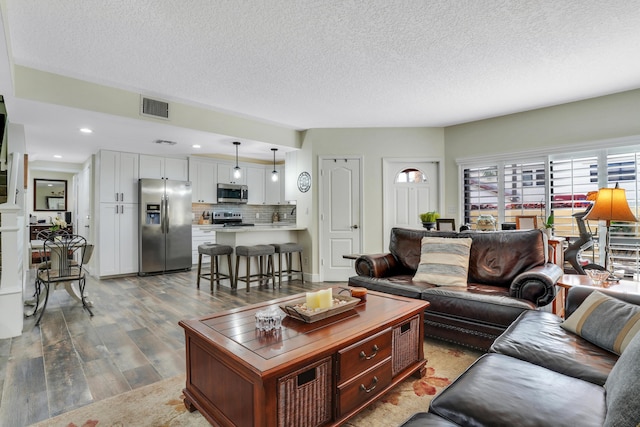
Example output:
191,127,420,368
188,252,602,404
32,228,71,266
34,234,94,325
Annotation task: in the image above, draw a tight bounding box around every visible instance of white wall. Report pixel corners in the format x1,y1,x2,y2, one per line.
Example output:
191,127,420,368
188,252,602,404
444,89,640,218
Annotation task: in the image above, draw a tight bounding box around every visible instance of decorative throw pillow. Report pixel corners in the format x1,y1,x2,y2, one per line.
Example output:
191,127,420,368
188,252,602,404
413,237,472,287
561,290,640,355
603,331,640,427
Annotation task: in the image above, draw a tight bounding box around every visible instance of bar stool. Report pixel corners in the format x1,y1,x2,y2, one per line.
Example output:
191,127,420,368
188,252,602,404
271,242,304,288
234,245,276,292
197,244,234,291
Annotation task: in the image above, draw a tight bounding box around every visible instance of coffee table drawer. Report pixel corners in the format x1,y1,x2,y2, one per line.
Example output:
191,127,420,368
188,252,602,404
337,328,392,382
337,358,393,417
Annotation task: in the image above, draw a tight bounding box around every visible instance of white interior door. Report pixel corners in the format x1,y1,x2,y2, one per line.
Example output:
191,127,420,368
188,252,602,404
320,157,362,281
383,160,440,249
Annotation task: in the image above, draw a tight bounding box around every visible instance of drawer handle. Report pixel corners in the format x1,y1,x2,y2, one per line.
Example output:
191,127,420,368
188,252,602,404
359,376,378,393
359,345,379,360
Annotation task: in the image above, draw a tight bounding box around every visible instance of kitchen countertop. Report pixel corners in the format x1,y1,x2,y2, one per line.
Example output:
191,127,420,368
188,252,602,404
192,223,304,232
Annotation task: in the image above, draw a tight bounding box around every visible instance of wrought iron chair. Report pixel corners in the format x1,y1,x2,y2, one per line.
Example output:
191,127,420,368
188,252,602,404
32,228,71,266
33,234,93,325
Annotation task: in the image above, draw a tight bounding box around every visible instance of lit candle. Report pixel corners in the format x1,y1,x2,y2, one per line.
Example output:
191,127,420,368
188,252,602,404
317,288,333,309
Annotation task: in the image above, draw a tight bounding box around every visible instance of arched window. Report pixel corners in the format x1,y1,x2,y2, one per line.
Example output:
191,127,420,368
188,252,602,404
395,168,427,183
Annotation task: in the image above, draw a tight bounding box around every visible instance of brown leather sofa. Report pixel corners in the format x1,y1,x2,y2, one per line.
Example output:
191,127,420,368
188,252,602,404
399,287,640,427
349,227,563,350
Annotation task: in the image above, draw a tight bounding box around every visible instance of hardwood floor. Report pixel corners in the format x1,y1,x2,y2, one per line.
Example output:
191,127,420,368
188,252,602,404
0,269,332,426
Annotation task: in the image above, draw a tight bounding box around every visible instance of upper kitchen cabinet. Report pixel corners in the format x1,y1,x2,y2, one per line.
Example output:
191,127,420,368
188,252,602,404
98,150,139,203
217,162,246,185
246,166,265,204
139,154,189,181
190,157,217,203
265,165,285,204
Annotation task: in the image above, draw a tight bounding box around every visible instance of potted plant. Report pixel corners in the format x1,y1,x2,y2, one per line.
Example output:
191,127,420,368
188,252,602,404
420,211,440,230
542,213,554,237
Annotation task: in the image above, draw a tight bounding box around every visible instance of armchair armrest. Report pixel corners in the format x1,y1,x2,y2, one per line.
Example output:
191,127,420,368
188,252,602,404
354,253,400,278
510,263,563,307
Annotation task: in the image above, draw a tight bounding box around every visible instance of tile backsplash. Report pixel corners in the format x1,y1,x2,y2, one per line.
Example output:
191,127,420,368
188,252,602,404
192,203,296,225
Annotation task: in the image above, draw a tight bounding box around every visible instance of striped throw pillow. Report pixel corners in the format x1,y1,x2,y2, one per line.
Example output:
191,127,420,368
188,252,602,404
561,290,640,355
413,237,472,287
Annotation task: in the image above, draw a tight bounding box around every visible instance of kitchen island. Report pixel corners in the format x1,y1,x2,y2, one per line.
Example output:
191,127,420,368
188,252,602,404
199,224,306,289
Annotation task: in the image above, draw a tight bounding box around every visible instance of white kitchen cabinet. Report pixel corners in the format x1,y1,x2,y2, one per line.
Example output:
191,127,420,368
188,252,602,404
192,226,216,264
246,166,265,204
98,203,138,276
190,157,217,203
98,150,139,203
265,165,285,204
217,162,246,185
140,154,189,181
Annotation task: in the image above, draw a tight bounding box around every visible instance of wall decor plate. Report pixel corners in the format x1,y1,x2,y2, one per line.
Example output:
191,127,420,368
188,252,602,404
297,171,311,192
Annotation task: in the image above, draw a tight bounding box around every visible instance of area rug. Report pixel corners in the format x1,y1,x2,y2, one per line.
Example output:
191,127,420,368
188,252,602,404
30,339,481,427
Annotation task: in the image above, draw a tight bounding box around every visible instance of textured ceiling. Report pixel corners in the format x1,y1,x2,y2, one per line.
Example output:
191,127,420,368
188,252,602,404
4,0,640,163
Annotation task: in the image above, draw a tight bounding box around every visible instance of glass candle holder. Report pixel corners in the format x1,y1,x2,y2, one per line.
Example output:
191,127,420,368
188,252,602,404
255,307,283,331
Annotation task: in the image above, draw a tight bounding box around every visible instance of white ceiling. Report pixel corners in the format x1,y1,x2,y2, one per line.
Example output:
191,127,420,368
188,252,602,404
3,0,640,165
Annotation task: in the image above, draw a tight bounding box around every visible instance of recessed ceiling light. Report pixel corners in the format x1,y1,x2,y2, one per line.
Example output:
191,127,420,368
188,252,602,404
80,127,93,134
54,155,62,158
192,144,201,148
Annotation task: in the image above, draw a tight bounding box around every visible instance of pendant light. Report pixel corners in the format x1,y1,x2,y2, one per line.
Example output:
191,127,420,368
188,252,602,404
271,148,279,182
233,141,241,179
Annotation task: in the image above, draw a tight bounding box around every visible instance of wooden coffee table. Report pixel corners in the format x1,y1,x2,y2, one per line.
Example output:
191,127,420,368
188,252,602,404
179,289,429,427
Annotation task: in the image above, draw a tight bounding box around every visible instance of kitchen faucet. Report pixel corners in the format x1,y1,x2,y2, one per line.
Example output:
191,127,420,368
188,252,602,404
290,206,296,216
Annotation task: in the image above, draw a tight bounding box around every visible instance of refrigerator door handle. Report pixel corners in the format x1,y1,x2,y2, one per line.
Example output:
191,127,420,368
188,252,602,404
165,196,170,234
161,196,166,234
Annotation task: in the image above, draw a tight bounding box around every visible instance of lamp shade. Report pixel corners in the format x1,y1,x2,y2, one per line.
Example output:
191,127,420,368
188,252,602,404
583,186,637,223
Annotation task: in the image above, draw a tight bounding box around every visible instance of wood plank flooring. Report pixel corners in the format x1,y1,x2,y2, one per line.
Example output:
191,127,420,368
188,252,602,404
0,269,331,426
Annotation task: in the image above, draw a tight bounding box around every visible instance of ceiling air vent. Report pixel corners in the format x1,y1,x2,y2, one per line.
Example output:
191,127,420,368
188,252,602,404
154,139,177,146
140,96,169,120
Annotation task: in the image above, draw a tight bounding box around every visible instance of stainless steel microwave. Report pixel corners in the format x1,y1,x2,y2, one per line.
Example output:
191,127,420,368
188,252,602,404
217,183,248,203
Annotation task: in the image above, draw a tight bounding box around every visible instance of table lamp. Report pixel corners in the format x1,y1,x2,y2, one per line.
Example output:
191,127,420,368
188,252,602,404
583,183,637,272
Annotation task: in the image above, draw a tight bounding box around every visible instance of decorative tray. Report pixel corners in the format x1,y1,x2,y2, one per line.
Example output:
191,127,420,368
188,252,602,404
279,295,360,323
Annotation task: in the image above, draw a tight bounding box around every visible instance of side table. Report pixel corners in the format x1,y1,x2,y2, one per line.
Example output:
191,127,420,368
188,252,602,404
555,274,640,318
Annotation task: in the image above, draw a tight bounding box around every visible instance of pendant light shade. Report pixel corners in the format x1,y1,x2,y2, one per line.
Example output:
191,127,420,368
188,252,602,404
271,148,279,182
233,141,241,179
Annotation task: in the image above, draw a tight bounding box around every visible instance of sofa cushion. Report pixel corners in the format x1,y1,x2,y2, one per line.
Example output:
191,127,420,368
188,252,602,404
466,229,547,287
398,412,460,427
413,237,472,286
422,286,535,328
561,290,640,355
490,310,618,385
604,331,640,427
429,353,606,427
349,274,433,299
389,228,459,272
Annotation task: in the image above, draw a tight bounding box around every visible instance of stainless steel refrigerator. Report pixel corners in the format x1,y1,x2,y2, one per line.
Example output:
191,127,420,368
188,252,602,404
139,178,192,275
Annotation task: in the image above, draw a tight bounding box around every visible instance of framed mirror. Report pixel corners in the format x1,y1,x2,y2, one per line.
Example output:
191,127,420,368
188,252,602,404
34,179,67,211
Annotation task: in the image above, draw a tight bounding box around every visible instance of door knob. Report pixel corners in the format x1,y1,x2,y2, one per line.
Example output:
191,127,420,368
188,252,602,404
352,225,359,229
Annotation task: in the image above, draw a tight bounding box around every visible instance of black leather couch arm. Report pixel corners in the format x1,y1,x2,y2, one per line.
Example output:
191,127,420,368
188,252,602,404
510,263,563,307
354,253,400,278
